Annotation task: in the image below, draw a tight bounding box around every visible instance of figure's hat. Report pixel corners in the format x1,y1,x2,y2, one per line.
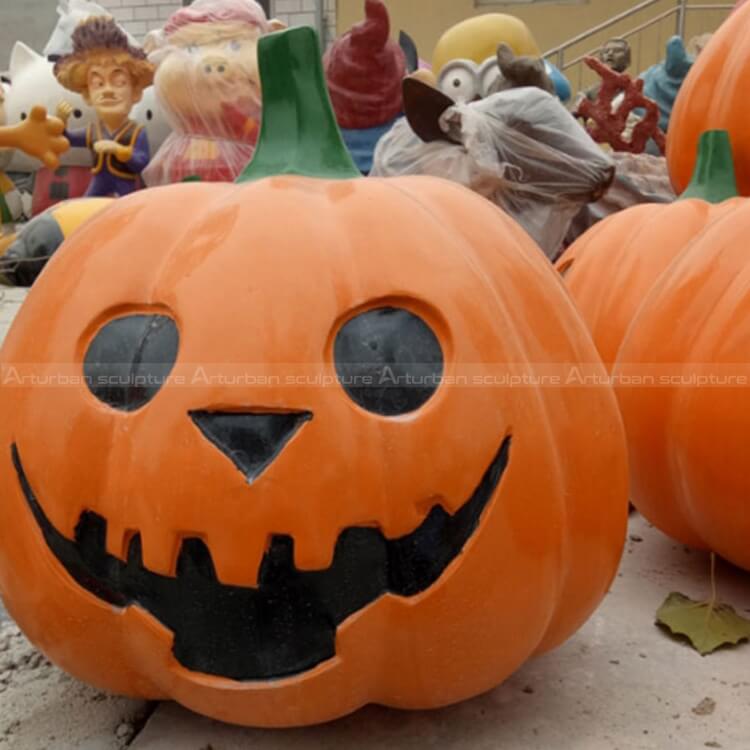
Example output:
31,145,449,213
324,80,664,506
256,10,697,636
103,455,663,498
54,16,153,94
324,0,406,129
164,0,271,36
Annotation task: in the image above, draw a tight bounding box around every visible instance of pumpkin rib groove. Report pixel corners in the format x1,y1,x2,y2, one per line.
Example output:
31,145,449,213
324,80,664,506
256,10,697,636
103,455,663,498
0,27,628,727
615,199,750,567
388,180,625,657
668,2,750,194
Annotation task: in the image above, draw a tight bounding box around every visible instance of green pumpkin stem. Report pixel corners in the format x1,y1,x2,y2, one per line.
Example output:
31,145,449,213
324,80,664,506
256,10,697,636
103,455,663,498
679,130,738,203
237,27,360,183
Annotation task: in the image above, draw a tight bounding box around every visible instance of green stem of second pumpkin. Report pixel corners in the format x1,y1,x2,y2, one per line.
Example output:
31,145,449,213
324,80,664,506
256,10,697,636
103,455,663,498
237,27,360,183
679,130,738,204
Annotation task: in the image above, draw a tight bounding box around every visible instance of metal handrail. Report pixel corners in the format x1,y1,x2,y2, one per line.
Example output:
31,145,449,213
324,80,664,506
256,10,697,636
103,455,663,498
545,0,670,63
561,7,680,71
544,0,733,71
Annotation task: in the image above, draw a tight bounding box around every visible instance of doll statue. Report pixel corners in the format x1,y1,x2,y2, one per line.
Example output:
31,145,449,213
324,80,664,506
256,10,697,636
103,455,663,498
324,0,406,174
582,38,632,103
143,0,284,185
54,16,155,197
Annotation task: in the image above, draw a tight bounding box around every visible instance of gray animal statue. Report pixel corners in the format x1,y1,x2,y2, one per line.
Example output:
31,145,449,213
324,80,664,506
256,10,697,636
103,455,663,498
488,43,556,96
373,78,615,259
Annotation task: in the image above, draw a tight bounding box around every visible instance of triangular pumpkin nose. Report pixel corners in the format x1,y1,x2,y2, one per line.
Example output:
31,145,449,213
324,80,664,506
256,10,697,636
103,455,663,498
190,411,312,483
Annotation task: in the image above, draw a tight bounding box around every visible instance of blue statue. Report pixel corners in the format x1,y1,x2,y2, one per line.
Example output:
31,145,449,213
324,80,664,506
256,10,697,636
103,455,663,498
640,36,694,133
544,61,572,104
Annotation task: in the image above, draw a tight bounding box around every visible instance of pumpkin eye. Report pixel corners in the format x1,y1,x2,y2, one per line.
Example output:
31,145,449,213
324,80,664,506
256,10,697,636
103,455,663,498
83,314,179,412
334,307,444,416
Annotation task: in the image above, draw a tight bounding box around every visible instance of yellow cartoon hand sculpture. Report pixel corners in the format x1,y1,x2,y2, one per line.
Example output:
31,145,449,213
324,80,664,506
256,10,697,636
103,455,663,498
0,106,70,169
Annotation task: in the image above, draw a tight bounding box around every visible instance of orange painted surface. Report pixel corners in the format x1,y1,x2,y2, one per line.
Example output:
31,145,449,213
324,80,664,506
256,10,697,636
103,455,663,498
615,200,750,570
557,198,741,370
0,176,627,726
668,3,750,195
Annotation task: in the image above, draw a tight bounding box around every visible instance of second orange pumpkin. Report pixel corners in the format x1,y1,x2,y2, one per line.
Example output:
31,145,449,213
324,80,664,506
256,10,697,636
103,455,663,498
557,131,740,369
614,195,750,571
667,1,750,194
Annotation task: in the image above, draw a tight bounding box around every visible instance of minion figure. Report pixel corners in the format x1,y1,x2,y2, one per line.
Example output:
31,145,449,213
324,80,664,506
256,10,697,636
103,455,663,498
429,14,571,104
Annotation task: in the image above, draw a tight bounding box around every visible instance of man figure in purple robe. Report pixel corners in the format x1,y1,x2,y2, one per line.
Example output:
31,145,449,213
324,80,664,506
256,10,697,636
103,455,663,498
54,17,154,197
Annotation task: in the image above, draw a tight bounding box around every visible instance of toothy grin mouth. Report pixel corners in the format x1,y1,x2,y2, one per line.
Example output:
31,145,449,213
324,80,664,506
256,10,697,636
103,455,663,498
12,436,511,681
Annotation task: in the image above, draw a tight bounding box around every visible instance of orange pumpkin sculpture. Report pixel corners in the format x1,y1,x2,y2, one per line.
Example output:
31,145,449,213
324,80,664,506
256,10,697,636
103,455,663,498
0,28,628,727
558,130,740,370
667,1,750,195
614,195,750,571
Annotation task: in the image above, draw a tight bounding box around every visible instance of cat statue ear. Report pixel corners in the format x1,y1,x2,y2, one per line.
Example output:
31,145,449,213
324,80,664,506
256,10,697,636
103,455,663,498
399,31,419,74
268,18,288,32
496,43,515,70
10,42,43,79
491,43,556,95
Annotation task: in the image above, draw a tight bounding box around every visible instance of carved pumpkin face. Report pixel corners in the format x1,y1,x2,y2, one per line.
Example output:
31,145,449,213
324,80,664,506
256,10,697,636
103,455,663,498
0,29,627,727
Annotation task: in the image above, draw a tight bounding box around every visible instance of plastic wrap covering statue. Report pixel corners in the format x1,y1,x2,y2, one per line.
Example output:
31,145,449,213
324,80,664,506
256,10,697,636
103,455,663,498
372,86,615,259
324,0,406,175
144,0,284,185
131,84,171,158
44,0,140,60
485,44,555,96
566,152,676,245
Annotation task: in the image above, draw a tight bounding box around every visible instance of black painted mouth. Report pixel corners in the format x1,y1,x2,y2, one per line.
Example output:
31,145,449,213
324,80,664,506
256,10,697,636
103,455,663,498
12,436,511,681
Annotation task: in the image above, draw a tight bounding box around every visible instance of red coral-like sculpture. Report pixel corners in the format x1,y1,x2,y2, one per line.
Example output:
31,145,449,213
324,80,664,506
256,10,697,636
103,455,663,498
574,56,666,154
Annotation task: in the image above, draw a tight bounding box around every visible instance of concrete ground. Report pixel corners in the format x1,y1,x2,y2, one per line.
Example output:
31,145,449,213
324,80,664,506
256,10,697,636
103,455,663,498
1,287,749,749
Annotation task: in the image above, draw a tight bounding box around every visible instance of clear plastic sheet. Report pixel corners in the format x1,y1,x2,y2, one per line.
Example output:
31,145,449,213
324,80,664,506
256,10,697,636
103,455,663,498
566,152,676,246
143,0,275,185
372,88,615,258
44,0,140,59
